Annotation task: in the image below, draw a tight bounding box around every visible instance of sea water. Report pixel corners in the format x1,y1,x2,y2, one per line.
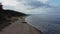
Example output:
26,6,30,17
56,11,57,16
25,14,60,34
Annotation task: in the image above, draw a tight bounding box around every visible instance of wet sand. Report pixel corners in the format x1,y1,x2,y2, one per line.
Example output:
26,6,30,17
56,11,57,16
0,18,42,34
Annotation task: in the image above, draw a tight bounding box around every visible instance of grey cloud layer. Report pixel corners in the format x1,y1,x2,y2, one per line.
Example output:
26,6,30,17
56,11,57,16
19,0,51,8
2,0,60,14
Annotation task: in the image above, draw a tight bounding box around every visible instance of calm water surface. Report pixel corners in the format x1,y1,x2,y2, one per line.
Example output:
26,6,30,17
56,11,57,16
26,14,60,34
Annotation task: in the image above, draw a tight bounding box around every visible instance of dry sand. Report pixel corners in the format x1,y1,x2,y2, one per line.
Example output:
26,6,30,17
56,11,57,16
0,18,42,34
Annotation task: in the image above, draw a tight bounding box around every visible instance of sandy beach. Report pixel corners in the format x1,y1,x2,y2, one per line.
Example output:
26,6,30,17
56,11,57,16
0,17,42,34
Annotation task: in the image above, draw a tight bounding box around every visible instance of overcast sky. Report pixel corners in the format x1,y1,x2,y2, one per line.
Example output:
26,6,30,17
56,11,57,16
0,0,60,14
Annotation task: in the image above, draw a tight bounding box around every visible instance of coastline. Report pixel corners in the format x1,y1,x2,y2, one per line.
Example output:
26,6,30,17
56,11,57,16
27,23,43,34
0,17,42,34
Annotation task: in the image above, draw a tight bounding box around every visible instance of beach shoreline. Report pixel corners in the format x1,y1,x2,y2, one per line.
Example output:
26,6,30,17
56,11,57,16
0,17,42,34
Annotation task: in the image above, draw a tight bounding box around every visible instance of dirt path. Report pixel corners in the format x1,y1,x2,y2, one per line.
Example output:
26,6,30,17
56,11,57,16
0,19,42,34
